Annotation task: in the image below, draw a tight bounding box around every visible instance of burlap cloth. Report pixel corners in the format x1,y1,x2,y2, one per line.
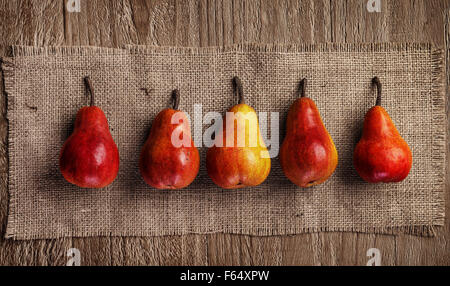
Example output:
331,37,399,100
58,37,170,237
1,43,445,240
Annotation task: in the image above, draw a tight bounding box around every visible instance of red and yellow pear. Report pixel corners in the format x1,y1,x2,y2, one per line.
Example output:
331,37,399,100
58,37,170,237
353,77,412,183
279,78,338,187
139,90,200,189
206,77,271,189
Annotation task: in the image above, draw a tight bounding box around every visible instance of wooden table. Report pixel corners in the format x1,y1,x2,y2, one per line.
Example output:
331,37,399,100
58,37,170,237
0,0,449,266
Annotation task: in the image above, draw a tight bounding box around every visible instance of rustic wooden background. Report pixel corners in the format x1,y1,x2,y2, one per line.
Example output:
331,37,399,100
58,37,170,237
0,0,449,266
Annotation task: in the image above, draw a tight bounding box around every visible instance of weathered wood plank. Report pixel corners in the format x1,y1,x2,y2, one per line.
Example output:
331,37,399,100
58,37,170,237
0,0,71,267
281,234,317,265
63,0,118,267
391,0,449,266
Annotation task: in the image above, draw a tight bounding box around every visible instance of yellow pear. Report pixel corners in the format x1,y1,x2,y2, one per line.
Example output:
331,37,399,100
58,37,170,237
206,77,271,189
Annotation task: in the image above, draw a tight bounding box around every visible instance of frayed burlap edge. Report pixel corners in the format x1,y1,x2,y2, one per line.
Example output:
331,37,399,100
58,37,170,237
5,42,442,55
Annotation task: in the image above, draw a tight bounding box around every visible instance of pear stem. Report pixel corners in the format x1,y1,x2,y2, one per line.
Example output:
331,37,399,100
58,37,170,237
372,77,382,106
298,78,307,98
232,76,245,104
171,89,180,110
83,76,95,107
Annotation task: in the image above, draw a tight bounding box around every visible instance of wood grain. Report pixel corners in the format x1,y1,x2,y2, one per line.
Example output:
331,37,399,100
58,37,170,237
0,0,449,266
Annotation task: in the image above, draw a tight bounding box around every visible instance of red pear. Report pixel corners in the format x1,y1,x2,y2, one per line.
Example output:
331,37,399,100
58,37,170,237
279,78,338,187
139,90,200,189
59,77,119,188
353,77,412,183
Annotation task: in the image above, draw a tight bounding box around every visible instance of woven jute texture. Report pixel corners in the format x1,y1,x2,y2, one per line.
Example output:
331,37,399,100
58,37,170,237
1,43,445,240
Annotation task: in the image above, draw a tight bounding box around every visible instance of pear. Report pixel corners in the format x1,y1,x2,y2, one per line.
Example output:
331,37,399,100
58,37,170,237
279,78,338,187
206,77,271,189
353,77,412,183
59,77,119,188
139,89,200,189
